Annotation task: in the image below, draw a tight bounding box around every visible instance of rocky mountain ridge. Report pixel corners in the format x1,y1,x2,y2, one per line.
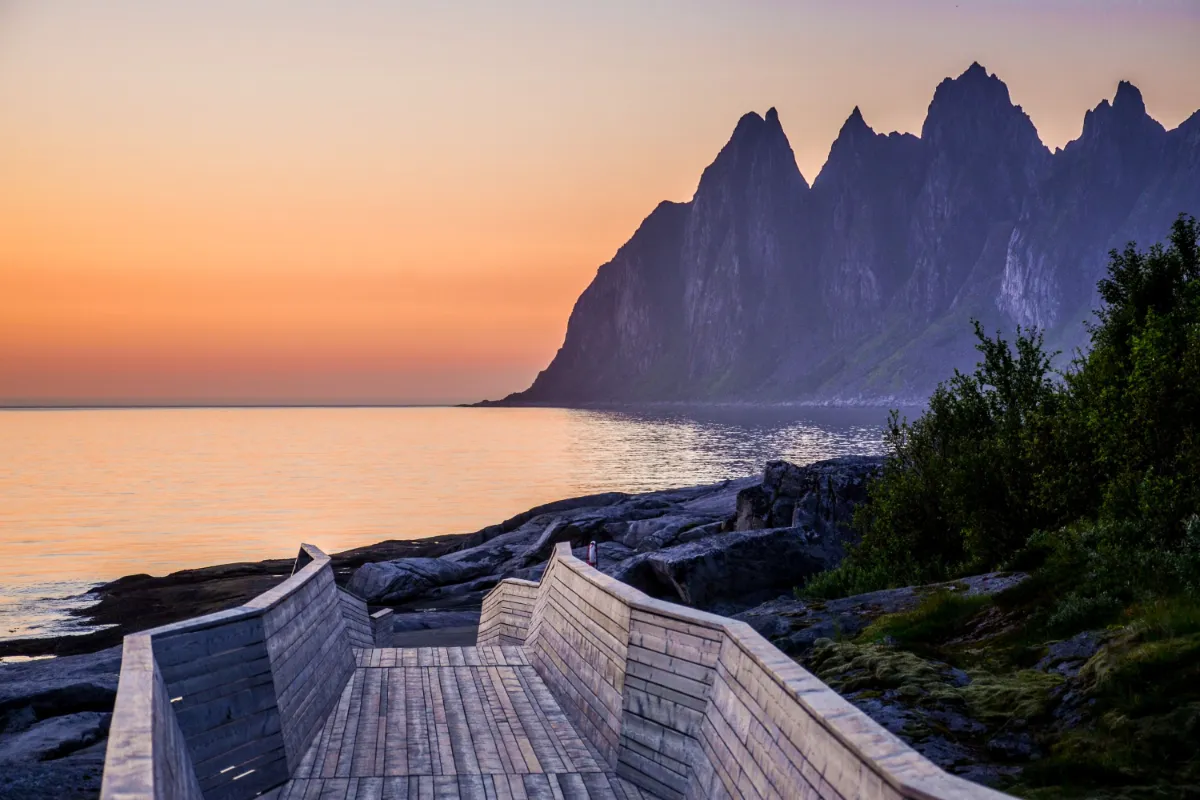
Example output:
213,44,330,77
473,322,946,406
486,63,1200,405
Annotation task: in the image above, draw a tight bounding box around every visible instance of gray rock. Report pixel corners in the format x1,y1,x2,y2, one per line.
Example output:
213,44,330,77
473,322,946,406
677,477,757,516
735,456,882,534
1035,630,1104,678
619,514,711,552
0,712,110,763
347,557,486,604
442,529,531,572
460,492,629,546
518,518,567,564
0,647,120,736
613,525,845,609
390,611,481,633
0,649,120,799
735,572,1027,657
0,739,108,800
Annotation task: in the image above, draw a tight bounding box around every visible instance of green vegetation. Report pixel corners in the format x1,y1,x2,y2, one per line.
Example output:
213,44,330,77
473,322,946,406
858,589,991,652
808,213,1200,600
800,214,1200,797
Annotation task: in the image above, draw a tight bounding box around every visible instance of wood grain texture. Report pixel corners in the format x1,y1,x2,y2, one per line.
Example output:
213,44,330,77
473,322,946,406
282,650,634,799
478,543,1015,800
106,542,1014,800
102,544,357,800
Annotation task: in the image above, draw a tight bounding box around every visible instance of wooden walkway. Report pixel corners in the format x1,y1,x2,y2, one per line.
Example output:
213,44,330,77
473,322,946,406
276,647,656,800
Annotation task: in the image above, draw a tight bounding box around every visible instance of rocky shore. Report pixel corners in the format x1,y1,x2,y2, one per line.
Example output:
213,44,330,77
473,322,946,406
3,455,1070,798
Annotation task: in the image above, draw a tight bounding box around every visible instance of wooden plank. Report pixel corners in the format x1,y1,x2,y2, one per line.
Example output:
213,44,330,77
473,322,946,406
321,675,356,778
385,668,409,777
433,774,459,798
453,667,504,774
381,776,410,800
457,774,488,800
352,665,383,776
473,667,521,775
427,666,454,775
485,667,542,774
336,667,366,778
406,667,433,775
520,774,555,800
439,667,482,775
355,776,385,800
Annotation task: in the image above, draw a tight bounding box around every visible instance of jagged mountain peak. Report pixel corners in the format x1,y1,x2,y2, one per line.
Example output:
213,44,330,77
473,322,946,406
491,64,1199,407
920,63,1046,158
1114,80,1146,114
730,109,766,137
812,106,925,192
839,106,871,137
812,107,879,187
1077,80,1165,149
1177,109,1200,135
695,107,808,198
926,62,1011,113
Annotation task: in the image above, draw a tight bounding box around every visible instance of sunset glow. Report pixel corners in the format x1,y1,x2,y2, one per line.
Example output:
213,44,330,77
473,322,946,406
3,1,1199,404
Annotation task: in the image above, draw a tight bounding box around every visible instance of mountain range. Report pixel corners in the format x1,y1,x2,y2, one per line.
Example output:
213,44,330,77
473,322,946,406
485,63,1200,406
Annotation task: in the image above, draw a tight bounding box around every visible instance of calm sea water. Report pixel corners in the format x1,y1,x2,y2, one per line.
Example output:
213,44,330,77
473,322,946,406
0,406,892,640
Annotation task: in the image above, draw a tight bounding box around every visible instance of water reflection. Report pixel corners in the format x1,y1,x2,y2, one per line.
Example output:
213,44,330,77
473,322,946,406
0,406,900,639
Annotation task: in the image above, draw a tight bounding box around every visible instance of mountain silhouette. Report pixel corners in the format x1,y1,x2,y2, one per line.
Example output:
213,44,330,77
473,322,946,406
486,64,1200,406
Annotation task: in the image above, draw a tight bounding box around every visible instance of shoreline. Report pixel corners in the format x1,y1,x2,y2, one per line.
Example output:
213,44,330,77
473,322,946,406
0,533,469,659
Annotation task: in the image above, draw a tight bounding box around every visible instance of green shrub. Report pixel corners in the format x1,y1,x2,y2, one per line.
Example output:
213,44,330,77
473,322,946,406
807,214,1200,600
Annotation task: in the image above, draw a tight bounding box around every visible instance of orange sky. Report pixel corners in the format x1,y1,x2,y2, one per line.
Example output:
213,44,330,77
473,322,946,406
3,1,1199,404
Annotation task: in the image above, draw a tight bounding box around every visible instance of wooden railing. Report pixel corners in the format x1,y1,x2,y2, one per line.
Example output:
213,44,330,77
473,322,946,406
101,544,366,800
479,542,1013,800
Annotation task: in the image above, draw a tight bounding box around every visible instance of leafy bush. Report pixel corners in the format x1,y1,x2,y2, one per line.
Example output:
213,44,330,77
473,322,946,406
808,214,1200,599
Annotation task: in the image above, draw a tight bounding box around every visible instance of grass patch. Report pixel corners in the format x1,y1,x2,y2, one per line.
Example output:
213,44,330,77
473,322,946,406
807,640,950,696
858,590,992,651
958,670,1063,724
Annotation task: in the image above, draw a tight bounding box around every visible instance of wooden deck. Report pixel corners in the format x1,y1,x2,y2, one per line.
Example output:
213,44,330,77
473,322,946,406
276,647,655,800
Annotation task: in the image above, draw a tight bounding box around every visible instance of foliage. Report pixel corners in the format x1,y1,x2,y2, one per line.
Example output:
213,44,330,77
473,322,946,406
796,214,1200,798
858,589,991,650
806,214,1200,598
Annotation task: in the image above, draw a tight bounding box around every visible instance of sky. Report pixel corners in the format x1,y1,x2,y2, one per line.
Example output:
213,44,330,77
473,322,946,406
2,1,1199,405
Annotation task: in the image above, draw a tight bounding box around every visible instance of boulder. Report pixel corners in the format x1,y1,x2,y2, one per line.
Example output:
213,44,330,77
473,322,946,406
735,456,883,533
0,648,121,799
612,526,846,610
618,514,712,552
389,610,482,633
347,557,486,604
441,529,531,573
0,647,121,735
0,712,110,763
518,518,568,564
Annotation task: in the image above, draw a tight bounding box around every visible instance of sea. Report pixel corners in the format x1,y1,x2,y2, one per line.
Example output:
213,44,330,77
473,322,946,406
0,405,897,642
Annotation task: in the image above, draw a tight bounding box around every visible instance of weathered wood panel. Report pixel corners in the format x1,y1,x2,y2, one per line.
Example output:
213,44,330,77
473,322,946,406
371,609,395,648
340,590,376,650
477,543,1015,800
523,554,629,767
281,651,642,800
478,579,539,648
103,544,358,800
100,635,205,800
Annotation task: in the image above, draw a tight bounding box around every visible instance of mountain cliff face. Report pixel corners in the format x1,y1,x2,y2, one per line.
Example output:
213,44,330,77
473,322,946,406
494,64,1200,406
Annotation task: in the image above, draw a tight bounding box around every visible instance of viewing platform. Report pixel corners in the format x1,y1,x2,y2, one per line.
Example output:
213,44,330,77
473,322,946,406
100,543,1012,800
